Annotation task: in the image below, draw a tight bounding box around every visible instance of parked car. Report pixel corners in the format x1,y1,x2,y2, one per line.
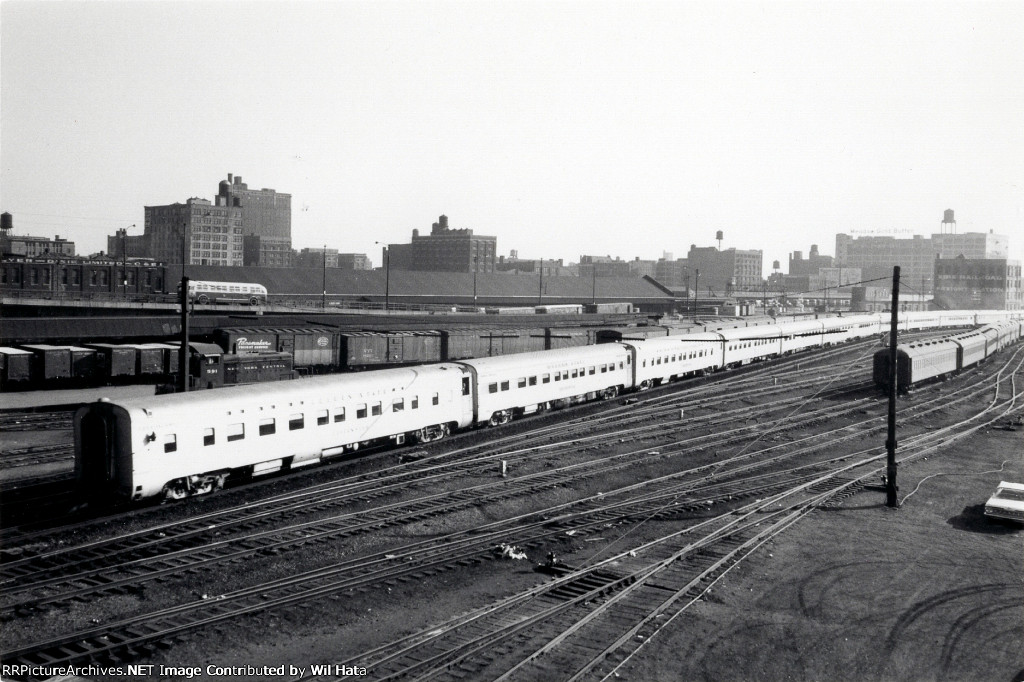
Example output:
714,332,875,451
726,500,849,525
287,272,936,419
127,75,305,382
984,481,1024,524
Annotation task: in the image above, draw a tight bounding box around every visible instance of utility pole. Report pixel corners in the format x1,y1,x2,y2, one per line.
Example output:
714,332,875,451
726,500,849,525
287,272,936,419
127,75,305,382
178,223,190,393
539,258,544,304
885,266,900,507
693,268,700,322
322,244,327,310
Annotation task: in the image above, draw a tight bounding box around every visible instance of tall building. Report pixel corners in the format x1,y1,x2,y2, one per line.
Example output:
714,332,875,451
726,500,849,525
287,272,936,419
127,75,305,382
388,215,496,273
295,247,339,269
836,219,1008,294
107,228,149,259
788,245,833,276
933,256,1022,310
654,257,689,288
216,174,292,267
144,198,244,266
686,245,763,295
337,253,371,270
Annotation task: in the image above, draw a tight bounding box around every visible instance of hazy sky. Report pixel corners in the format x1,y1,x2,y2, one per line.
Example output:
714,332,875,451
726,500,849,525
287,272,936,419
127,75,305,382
2,1,1022,272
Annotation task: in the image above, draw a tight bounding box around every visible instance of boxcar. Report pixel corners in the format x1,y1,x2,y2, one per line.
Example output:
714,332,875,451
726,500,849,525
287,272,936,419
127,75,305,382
86,343,137,378
68,346,101,381
21,344,73,381
0,347,33,386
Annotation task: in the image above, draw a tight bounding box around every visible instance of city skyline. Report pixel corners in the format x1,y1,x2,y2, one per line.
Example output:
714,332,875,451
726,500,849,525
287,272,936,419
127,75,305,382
2,2,1022,271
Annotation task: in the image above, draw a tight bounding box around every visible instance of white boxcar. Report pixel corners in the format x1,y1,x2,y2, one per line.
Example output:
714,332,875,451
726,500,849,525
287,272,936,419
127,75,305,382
457,344,632,426
622,336,721,389
75,364,474,501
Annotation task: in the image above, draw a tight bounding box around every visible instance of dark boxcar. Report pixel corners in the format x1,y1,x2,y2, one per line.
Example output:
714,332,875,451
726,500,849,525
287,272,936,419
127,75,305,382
387,331,442,364
86,343,137,378
0,347,33,386
21,344,72,380
286,328,336,367
339,332,389,367
137,343,180,375
545,327,595,350
68,346,101,381
130,344,165,375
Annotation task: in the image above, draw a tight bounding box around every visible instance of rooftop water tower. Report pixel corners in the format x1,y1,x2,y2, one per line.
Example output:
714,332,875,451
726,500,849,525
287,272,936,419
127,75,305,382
941,209,956,234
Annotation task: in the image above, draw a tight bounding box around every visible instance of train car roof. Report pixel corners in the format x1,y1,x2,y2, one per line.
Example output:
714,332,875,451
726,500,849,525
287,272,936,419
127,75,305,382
87,363,469,414
455,344,627,371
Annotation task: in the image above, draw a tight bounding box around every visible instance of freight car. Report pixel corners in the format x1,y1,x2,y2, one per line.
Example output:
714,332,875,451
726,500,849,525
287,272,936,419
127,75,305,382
74,309,1022,504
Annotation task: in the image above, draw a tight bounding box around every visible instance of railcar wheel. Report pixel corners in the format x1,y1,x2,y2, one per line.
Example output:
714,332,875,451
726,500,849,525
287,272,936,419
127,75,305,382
197,294,209,305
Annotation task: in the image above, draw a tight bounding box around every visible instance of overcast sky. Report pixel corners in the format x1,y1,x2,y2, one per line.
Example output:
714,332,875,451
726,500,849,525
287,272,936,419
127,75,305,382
2,1,1022,272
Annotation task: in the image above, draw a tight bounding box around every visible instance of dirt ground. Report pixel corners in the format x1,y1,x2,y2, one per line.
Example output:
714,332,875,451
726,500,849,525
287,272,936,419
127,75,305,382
614,420,1024,682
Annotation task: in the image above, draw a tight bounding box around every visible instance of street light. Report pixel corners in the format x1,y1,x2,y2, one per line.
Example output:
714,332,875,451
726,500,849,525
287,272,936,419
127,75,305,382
322,244,327,310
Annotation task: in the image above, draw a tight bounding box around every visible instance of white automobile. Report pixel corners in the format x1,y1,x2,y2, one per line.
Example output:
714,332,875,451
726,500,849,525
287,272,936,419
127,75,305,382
984,481,1024,524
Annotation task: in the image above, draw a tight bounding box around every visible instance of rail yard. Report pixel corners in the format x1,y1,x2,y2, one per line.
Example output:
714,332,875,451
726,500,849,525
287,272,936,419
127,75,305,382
0,314,1021,682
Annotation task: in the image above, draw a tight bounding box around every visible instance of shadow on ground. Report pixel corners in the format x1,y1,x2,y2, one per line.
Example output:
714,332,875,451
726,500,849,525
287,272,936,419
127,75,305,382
948,504,1022,535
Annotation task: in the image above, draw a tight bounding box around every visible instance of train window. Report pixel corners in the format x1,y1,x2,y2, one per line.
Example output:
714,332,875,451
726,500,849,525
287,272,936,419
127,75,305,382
542,374,550,384
589,367,595,375
203,428,215,446
393,398,404,412
462,378,470,396
411,396,419,409
518,377,527,388
489,383,498,394
601,365,607,373
163,434,177,453
357,404,367,419
334,408,346,423
642,360,646,367
626,357,630,365
371,402,382,416
500,381,510,391
553,373,561,382
289,414,304,430
259,418,276,436
571,369,578,378
316,410,328,426
227,423,244,441
529,376,537,386
563,371,570,380
433,392,440,405
619,362,624,369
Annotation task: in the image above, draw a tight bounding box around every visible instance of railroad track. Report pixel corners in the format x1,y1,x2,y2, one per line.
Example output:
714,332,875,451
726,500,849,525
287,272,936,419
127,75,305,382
0,342,1005,605
0,411,74,432
305,353,1024,681
3,351,1020,672
0,443,74,470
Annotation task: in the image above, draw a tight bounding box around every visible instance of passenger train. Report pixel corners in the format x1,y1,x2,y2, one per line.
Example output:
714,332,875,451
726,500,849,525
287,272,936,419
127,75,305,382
873,319,1023,390
75,310,1024,503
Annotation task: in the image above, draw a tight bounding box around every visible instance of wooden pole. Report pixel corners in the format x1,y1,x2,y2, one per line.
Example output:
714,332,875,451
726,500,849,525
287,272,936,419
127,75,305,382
886,266,900,507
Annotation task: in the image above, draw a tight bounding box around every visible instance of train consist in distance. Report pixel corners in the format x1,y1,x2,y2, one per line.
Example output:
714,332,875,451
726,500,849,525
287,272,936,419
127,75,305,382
75,310,1023,504
873,319,1022,390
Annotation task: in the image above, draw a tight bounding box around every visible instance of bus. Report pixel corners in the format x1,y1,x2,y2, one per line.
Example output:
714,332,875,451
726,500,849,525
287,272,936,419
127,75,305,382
182,281,268,306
